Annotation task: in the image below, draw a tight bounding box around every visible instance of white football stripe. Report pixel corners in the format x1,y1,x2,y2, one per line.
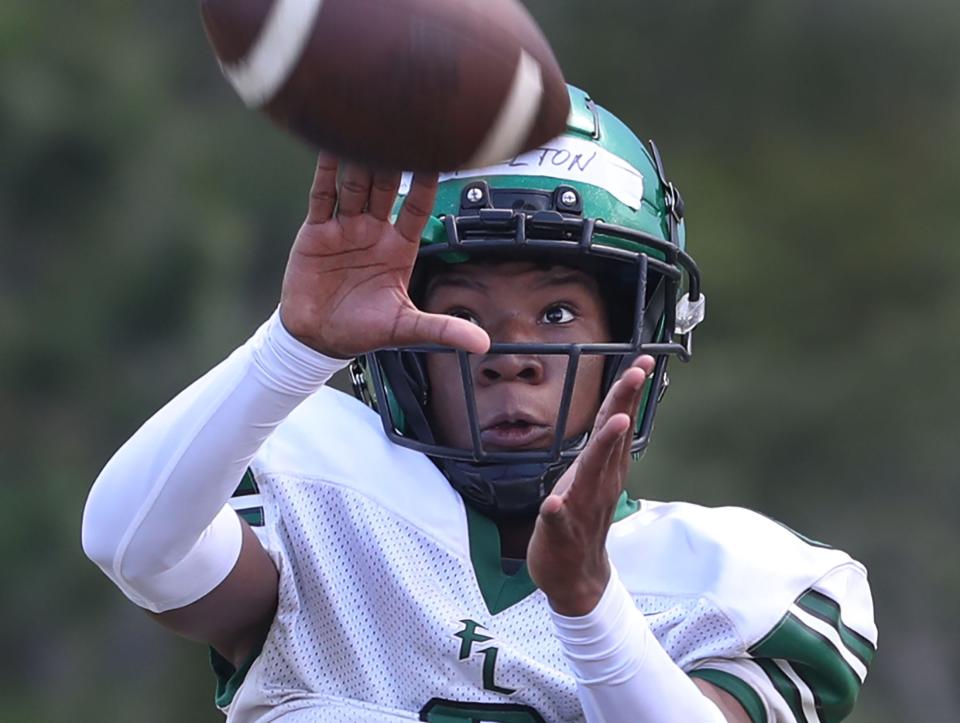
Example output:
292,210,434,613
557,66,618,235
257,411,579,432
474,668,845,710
222,0,325,107
775,659,822,723
791,605,868,682
463,49,543,169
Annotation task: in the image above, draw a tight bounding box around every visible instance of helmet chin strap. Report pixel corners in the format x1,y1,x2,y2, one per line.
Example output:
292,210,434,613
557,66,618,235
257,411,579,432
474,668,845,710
437,434,588,519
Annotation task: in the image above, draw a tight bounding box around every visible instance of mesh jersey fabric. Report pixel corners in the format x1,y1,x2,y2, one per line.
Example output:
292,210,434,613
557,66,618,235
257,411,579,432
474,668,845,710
218,387,876,723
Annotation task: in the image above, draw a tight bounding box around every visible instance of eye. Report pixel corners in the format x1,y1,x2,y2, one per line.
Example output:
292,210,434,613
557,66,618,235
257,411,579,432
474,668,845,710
448,308,482,326
541,304,576,325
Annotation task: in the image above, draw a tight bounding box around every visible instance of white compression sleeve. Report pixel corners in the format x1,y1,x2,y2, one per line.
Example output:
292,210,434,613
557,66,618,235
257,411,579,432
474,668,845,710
550,566,728,723
82,310,349,613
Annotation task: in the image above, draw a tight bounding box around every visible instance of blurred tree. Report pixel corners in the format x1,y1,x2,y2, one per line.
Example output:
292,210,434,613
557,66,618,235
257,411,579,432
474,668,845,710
2,0,957,720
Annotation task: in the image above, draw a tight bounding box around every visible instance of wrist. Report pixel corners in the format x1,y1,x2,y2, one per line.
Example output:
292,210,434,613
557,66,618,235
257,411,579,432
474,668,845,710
549,566,647,684
544,556,611,617
549,566,633,639
253,308,353,395
278,303,352,360
546,578,608,617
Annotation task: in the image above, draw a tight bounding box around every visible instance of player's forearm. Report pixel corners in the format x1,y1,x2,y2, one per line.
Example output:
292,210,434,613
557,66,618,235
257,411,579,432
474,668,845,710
81,309,348,612
550,566,728,723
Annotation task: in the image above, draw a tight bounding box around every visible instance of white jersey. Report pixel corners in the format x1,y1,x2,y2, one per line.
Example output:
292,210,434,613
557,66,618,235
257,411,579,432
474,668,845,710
214,387,876,723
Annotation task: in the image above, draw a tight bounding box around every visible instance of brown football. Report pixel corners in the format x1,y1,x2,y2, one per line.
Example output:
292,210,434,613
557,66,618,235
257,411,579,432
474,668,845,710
200,0,570,171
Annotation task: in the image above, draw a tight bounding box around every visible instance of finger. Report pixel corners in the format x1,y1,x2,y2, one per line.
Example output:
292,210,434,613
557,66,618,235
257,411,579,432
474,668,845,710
549,373,641,507
602,356,655,425
394,172,439,243
632,354,656,380
367,170,402,221
306,152,339,225
544,412,631,516
390,308,490,354
575,412,631,497
593,365,648,435
616,356,656,456
337,163,373,218
547,455,580,500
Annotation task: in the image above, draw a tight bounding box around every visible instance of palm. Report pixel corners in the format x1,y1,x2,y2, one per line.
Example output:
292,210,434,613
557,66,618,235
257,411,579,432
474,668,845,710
279,156,488,359
526,361,653,616
284,216,418,357
526,454,611,614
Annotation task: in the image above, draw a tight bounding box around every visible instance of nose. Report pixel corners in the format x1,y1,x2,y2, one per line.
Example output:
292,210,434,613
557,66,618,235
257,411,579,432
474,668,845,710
476,316,545,385
477,352,545,385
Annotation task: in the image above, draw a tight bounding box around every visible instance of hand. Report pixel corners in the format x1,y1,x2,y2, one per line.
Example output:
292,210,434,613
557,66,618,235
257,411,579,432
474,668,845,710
526,356,656,616
279,153,491,359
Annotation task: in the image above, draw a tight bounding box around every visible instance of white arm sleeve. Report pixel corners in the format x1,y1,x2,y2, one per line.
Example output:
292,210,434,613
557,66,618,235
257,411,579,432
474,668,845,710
81,310,349,613
550,566,728,723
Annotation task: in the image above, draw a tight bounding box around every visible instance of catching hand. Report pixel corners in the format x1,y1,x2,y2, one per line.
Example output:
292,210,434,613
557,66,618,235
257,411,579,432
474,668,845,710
280,154,491,359
526,356,656,616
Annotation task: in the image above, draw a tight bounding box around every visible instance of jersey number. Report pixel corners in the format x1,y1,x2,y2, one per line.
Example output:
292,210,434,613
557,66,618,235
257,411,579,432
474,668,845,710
420,698,545,723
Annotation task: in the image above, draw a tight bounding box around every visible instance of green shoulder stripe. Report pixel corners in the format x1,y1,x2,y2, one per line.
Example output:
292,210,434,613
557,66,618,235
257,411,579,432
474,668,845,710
689,668,767,723
795,590,876,667
750,613,861,723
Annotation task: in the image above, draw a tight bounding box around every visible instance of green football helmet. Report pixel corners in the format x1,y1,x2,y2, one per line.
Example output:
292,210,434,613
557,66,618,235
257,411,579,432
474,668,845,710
351,86,704,517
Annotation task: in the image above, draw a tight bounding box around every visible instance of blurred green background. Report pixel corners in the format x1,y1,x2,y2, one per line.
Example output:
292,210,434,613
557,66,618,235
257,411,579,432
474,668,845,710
2,0,957,720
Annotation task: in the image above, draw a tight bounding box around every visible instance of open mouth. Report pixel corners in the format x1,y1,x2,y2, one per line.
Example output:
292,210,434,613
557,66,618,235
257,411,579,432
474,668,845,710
479,417,552,450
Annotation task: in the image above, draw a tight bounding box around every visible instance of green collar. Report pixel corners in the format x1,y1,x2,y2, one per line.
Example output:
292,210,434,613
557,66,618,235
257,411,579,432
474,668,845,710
465,492,641,615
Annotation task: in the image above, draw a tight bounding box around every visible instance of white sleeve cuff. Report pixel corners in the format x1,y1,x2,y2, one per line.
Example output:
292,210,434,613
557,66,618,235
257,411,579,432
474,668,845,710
252,308,352,394
83,309,350,614
550,565,652,686
550,566,727,722
122,505,243,613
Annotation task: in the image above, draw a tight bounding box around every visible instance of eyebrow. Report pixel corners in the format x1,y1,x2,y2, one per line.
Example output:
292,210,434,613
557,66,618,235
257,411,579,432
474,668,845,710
425,274,488,294
428,268,596,295
531,270,597,291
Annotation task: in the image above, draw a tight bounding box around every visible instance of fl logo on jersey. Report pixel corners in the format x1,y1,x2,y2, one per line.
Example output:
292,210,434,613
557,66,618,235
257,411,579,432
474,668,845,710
453,619,517,695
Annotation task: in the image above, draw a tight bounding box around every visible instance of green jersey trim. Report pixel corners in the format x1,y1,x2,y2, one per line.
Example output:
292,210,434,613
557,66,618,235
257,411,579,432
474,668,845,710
795,590,876,667
465,493,640,615
465,505,538,615
237,507,265,526
234,468,259,496
749,612,862,722
210,645,262,709
689,668,767,723
420,698,546,722
231,468,265,527
611,492,641,522
754,659,807,723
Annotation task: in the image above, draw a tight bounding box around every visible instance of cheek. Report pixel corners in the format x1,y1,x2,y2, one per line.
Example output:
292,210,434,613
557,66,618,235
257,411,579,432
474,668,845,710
425,354,469,447
566,356,606,436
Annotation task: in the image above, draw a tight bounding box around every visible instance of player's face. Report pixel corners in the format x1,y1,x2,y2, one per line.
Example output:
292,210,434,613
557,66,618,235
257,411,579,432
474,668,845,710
422,261,612,452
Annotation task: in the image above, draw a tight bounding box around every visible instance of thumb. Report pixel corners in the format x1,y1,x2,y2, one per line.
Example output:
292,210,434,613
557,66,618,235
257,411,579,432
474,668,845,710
390,308,490,354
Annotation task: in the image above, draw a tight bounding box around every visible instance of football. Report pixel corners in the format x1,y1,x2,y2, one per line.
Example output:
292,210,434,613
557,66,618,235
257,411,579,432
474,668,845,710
200,0,570,171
